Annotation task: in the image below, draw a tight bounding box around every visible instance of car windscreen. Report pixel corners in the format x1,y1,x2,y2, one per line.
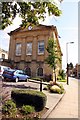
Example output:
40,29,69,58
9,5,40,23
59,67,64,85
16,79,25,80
3,68,9,70
5,69,15,72
16,70,26,75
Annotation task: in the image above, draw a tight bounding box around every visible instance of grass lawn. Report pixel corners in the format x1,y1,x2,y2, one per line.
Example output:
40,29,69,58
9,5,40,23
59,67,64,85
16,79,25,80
57,79,66,82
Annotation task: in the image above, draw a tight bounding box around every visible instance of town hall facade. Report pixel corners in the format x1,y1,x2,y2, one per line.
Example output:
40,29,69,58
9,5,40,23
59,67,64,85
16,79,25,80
8,24,62,78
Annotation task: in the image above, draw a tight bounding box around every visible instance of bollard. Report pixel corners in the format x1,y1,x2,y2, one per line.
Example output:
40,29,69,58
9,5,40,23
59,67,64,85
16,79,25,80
40,80,42,92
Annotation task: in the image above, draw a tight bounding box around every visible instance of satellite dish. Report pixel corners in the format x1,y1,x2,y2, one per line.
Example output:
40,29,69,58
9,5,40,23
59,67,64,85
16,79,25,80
28,26,32,30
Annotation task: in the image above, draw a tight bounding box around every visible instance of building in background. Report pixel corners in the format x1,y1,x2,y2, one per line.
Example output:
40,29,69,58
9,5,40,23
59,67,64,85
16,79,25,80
8,24,62,78
0,48,8,65
0,48,8,60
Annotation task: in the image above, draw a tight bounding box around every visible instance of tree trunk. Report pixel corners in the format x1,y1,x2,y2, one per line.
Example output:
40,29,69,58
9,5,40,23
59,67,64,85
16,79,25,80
54,72,56,82
53,68,56,82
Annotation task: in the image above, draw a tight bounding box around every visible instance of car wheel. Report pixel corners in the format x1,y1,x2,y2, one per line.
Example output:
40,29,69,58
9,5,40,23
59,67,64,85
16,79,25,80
2,76,6,81
15,77,19,82
25,79,27,82
2,76,4,79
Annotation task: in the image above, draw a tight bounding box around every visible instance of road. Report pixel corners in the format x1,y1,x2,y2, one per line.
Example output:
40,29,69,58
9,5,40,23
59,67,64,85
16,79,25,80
47,77,78,118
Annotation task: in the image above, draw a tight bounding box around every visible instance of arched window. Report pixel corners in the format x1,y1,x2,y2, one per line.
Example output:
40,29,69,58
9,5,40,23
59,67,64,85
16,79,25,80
25,67,31,76
37,68,43,76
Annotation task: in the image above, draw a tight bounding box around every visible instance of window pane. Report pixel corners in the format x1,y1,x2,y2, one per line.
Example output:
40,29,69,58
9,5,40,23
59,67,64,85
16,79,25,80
2,54,5,59
26,42,32,55
25,67,31,76
16,43,21,56
38,41,44,54
37,68,43,76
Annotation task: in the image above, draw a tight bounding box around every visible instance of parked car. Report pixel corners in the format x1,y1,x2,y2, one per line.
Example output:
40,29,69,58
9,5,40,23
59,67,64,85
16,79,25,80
70,74,75,77
2,69,30,82
0,65,11,76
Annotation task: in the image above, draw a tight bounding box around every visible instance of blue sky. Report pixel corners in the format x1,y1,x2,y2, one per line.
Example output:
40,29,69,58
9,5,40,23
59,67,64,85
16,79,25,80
0,0,78,70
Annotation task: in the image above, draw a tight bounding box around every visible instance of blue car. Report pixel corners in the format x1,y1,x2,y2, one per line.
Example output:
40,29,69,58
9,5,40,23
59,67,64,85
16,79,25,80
2,69,30,82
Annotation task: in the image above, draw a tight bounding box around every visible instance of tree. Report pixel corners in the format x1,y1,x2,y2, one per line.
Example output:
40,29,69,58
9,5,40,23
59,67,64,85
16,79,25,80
1,1,63,29
68,62,74,70
45,37,61,82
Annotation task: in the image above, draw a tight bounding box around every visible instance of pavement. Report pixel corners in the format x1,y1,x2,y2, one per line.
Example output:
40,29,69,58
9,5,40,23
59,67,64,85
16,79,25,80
41,89,65,119
0,77,78,119
0,78,2,120
42,77,78,119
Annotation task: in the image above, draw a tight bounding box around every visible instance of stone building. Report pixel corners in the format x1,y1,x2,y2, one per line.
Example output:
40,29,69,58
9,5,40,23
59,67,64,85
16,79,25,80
0,48,8,60
0,48,8,66
8,24,62,78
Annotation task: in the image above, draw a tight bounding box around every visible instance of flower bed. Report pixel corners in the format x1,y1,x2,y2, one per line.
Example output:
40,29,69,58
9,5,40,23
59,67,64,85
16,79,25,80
2,89,47,120
43,81,65,94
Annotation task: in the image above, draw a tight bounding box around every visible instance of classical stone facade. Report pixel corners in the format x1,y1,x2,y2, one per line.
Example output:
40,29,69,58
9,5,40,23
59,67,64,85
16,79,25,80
8,24,62,77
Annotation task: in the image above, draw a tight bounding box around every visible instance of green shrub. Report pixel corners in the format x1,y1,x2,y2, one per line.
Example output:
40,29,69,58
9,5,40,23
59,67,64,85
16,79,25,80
58,70,66,79
47,81,64,94
21,105,35,115
49,83,64,94
43,74,52,82
49,85,62,94
11,89,47,111
57,76,62,80
2,99,17,117
58,83,65,93
43,86,48,90
47,81,59,89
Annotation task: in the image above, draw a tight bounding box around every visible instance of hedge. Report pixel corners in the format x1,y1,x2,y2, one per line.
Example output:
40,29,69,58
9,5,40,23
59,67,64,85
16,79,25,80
11,89,47,111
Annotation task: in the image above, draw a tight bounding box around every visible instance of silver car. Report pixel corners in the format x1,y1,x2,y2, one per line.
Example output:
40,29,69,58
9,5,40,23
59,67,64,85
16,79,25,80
0,65,10,76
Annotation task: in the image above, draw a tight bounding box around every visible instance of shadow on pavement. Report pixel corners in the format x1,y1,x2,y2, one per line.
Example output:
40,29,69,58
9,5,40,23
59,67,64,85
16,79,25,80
2,83,38,90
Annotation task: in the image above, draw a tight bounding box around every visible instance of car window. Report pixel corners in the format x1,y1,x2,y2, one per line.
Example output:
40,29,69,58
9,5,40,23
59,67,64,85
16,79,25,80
3,68,7,70
23,71,26,75
18,72,21,74
3,67,10,70
15,70,26,75
15,71,19,74
19,71,24,74
15,70,22,74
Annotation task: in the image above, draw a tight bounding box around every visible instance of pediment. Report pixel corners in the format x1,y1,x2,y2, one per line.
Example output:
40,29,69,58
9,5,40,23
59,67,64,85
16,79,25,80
8,24,56,35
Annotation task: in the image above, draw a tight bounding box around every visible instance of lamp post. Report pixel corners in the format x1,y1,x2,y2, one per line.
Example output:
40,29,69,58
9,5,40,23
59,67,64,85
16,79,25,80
66,42,74,85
